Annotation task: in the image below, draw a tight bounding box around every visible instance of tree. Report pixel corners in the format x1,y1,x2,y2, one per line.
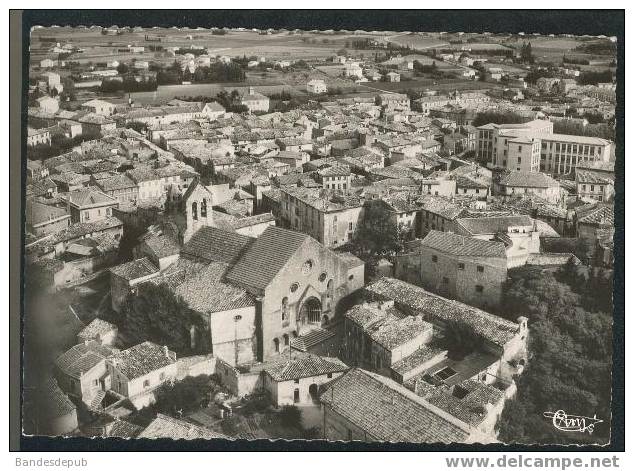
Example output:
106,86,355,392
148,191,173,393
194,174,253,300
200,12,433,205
577,69,614,86
472,111,528,127
351,201,403,259
525,68,554,85
441,319,484,358
496,267,613,445
125,121,148,134
122,282,206,354
279,405,302,429
151,375,220,416
60,77,76,102
520,41,534,64
116,62,129,74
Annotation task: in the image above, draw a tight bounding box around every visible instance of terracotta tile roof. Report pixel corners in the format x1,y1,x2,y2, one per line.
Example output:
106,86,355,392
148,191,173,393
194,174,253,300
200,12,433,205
417,195,467,220
262,188,282,202
225,226,309,291
55,341,115,379
228,213,276,230
369,166,421,181
577,204,613,226
265,353,349,382
345,304,433,351
43,377,77,419
109,342,176,380
290,328,336,352
418,379,504,427
455,215,534,235
420,230,507,258
53,161,85,174
318,165,351,177
455,175,489,189
536,204,568,219
138,414,229,440
27,177,57,197
364,278,521,348
172,262,254,313
499,171,559,188
78,318,117,341
320,368,470,443
50,172,91,187
526,253,579,266
144,232,181,259
181,226,254,264
48,216,123,246
215,199,252,218
26,199,69,227
381,194,423,213
68,188,117,208
105,420,143,438
95,174,137,192
575,170,614,185
532,219,561,237
576,161,614,172
126,167,160,183
282,186,364,212
78,113,115,125
110,257,159,281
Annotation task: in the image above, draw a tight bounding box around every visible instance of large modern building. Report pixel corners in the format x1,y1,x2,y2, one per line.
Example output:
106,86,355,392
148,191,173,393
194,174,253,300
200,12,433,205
477,119,613,176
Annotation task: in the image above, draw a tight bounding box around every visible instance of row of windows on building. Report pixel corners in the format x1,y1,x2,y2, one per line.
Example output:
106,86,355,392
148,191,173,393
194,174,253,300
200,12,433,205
439,275,485,293
431,255,486,273
325,183,348,190
82,207,112,221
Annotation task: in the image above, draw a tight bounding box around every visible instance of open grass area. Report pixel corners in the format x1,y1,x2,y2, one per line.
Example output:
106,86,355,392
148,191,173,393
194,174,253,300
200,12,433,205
359,78,498,94
30,27,389,64
464,42,513,51
387,33,449,50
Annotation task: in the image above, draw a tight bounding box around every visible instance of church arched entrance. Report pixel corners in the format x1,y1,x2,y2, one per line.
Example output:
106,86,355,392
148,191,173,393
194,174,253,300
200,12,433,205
299,297,322,326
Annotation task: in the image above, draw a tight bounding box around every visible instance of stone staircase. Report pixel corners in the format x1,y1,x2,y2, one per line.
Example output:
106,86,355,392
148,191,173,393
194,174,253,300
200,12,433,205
89,390,106,411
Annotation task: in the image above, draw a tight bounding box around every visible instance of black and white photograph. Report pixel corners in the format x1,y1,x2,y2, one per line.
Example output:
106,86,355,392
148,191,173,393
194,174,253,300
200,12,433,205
10,8,624,460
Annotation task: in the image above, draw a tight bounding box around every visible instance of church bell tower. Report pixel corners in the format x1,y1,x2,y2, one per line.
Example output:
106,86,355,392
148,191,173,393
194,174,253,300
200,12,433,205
182,178,214,243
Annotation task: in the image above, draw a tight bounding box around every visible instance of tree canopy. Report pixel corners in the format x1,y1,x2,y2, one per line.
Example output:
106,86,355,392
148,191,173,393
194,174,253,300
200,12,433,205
122,282,207,354
151,374,221,416
472,111,529,127
496,266,613,445
519,42,535,64
342,201,411,278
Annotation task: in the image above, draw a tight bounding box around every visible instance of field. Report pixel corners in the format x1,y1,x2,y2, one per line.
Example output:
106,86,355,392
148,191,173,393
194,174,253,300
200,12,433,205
30,27,389,64
520,37,589,50
463,43,512,51
502,35,616,67
358,78,499,95
387,33,449,50
125,83,301,105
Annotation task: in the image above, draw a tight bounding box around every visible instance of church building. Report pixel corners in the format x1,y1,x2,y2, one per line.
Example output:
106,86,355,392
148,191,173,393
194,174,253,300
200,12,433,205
109,177,365,366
